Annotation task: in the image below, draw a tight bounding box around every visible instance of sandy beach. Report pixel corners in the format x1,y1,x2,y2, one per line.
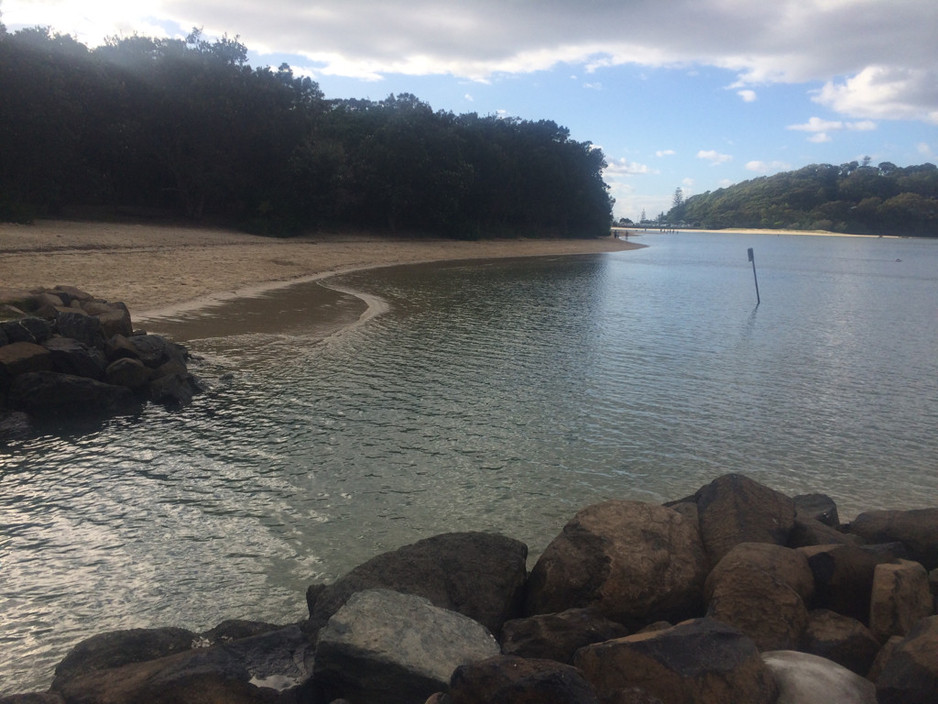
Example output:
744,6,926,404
0,220,640,323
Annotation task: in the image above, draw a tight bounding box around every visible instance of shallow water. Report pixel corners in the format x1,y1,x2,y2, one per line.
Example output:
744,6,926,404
2,231,937,693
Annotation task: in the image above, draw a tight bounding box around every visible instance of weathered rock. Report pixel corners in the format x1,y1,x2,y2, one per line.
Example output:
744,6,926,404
574,617,779,704
704,542,815,603
9,371,141,419
313,589,500,704
869,559,933,642
0,694,65,704
51,285,94,305
694,473,796,564
0,341,53,377
788,515,857,548
798,543,902,622
793,493,840,526
54,308,102,348
309,532,528,635
128,333,186,368
847,509,938,570
867,635,902,682
0,411,33,441
148,372,197,407
52,645,281,704
761,650,876,704
500,608,629,664
875,615,938,704
448,655,599,704
930,568,938,612
42,336,107,379
82,300,133,338
51,626,197,690
525,500,707,627
52,625,311,703
200,619,284,645
106,356,153,389
802,609,880,676
1,317,54,344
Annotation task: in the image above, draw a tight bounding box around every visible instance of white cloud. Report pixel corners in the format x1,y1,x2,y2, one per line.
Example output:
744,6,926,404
656,149,676,157
787,116,877,142
737,89,757,102
583,82,602,90
5,0,937,124
464,93,474,102
605,158,657,177
746,160,791,173
697,150,733,165
918,142,933,156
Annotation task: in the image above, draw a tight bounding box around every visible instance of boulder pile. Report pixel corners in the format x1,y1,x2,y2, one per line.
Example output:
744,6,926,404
0,286,201,439
2,473,937,704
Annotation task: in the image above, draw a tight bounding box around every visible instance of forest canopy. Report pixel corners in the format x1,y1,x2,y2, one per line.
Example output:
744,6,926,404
667,161,938,237
0,27,614,238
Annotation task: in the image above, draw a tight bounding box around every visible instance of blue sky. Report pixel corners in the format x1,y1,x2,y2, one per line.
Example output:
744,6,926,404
4,0,937,222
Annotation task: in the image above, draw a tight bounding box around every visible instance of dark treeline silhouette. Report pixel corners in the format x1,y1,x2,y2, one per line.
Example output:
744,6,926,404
668,161,938,237
0,27,613,238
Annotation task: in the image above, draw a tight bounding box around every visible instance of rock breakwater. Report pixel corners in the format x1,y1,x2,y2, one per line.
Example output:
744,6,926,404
0,285,202,440
2,473,936,703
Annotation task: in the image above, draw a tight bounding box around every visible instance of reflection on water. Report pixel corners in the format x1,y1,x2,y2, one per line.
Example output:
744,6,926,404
2,232,938,693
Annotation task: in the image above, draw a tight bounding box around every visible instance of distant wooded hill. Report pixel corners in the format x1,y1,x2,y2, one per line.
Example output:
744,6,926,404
0,27,612,238
668,162,938,237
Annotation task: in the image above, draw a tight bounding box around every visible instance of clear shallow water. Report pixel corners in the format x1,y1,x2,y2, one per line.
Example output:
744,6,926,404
2,232,937,692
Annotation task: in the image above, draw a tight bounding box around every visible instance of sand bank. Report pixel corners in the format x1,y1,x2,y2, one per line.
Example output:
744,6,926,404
0,221,640,325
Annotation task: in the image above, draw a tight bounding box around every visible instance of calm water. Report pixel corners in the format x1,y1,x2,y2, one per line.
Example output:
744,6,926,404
2,232,937,692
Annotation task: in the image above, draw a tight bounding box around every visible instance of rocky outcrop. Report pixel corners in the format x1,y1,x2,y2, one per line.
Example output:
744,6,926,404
846,508,938,570
4,473,937,703
0,286,201,439
525,500,708,627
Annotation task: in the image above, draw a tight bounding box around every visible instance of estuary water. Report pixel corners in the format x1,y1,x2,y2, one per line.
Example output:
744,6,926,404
2,231,937,692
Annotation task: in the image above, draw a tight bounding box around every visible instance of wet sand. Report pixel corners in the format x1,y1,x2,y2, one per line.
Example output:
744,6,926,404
0,221,641,329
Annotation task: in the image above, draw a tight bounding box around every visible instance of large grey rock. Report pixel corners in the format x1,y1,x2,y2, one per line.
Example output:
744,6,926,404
525,501,707,627
309,532,527,635
875,615,938,704
0,694,64,704
313,589,500,704
788,515,857,548
54,308,102,348
82,300,133,338
869,559,933,642
847,509,938,570
762,650,876,704
574,617,778,704
448,655,599,704
500,608,629,664
704,543,813,651
1,317,54,344
694,473,796,564
106,356,153,390
802,609,880,676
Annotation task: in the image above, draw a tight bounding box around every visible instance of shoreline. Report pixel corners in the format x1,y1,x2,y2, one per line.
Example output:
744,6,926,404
0,221,641,328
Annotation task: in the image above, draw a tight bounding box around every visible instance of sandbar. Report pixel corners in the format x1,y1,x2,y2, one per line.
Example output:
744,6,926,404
0,220,640,327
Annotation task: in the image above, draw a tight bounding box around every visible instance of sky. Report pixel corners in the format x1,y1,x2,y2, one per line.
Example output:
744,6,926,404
4,0,938,222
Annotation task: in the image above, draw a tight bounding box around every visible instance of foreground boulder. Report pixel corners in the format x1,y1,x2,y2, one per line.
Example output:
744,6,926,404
761,650,876,704
874,615,938,704
313,589,499,704
10,371,140,419
525,500,707,627
802,610,880,676
308,532,527,635
868,559,933,642
574,618,779,704
448,655,599,704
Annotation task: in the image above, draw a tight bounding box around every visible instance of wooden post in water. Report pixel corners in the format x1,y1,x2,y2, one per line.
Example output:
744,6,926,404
748,247,761,305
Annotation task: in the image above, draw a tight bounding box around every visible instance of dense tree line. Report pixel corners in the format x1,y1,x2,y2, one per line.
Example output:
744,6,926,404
667,161,938,237
0,27,613,237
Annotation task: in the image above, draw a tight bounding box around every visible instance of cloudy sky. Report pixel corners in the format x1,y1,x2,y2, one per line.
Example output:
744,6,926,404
4,0,937,221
